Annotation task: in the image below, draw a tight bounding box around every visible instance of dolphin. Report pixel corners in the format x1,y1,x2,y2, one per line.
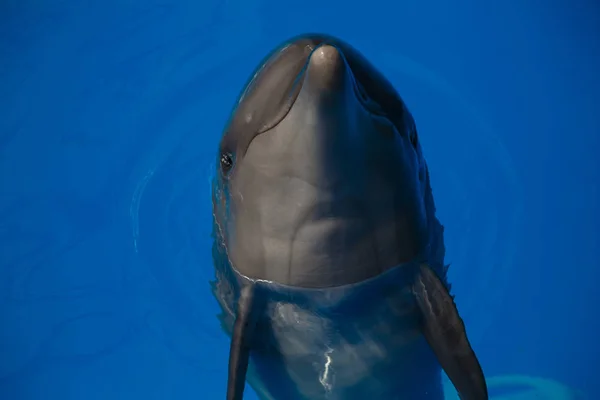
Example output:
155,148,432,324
210,34,488,400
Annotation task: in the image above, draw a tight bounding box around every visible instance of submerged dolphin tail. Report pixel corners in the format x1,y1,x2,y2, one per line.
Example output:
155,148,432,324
412,263,488,400
227,285,257,400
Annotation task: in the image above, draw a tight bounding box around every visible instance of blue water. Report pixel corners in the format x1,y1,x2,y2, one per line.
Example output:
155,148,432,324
1,0,598,399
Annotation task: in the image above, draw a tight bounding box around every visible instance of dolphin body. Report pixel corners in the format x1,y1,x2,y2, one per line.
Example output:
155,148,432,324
211,34,487,400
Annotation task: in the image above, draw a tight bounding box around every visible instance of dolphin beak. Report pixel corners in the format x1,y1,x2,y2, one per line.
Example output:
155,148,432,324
304,45,348,92
297,44,354,108
267,43,364,189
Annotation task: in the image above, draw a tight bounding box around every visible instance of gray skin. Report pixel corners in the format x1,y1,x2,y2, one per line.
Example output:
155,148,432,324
211,34,487,400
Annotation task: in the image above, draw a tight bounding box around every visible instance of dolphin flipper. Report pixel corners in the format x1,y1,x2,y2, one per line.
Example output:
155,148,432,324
227,285,256,400
412,264,488,400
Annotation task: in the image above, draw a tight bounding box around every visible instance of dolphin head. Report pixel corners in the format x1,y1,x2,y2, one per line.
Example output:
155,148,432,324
213,34,431,288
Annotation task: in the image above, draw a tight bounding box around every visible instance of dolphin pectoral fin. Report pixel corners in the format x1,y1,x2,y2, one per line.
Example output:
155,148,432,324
227,285,256,400
412,263,488,400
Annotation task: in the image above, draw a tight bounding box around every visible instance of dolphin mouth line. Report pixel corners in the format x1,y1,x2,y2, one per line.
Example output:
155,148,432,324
351,76,388,117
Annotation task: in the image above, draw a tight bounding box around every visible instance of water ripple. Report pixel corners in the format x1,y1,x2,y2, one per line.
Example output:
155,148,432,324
127,0,264,374
0,0,262,396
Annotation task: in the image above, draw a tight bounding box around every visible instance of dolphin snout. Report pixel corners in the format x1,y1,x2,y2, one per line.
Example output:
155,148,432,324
303,44,349,94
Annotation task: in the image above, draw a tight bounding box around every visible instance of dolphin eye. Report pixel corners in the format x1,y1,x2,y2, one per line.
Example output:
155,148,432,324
220,152,234,174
